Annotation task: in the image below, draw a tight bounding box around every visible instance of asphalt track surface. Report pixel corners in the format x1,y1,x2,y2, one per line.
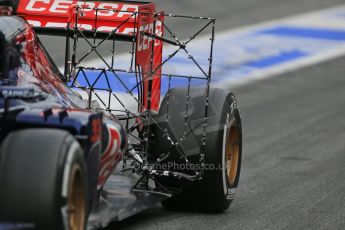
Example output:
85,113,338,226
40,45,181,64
41,0,345,229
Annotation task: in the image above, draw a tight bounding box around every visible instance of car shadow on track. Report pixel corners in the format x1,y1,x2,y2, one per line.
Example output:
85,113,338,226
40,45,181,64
102,204,229,230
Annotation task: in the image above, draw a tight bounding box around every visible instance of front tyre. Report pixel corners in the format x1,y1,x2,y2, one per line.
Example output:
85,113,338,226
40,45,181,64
0,129,87,230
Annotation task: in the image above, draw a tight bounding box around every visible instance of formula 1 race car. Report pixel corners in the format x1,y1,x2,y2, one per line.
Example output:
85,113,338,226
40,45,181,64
0,0,242,229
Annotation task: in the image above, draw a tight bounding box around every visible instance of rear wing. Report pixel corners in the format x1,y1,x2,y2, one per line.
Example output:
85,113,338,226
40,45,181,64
17,0,150,36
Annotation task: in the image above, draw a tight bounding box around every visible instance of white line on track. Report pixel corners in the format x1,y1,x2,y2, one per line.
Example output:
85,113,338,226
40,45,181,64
210,4,345,88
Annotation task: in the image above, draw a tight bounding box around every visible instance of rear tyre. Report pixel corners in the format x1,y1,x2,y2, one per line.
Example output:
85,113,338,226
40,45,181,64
157,88,242,212
0,129,87,230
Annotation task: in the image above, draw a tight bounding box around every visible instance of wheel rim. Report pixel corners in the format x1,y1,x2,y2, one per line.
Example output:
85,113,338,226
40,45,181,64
225,119,240,186
68,165,86,230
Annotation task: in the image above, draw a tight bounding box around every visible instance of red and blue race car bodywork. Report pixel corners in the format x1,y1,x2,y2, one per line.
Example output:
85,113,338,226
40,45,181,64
0,1,243,229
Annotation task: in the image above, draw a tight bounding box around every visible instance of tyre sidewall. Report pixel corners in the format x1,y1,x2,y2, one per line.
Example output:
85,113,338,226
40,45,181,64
59,138,88,230
198,92,242,209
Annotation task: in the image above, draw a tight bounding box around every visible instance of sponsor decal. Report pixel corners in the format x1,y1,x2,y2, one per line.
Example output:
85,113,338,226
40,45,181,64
0,87,35,98
17,0,143,33
135,4,164,111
